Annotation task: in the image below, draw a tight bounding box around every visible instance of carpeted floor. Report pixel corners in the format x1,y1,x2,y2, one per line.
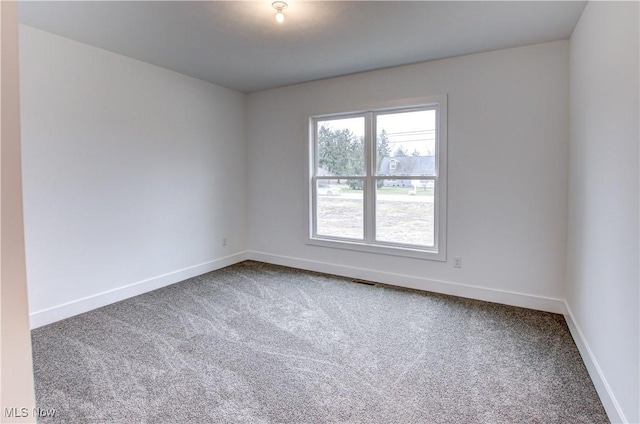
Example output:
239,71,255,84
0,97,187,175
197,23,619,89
31,261,609,423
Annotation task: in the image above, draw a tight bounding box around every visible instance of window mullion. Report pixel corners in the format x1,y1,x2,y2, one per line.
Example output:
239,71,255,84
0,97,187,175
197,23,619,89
364,112,375,243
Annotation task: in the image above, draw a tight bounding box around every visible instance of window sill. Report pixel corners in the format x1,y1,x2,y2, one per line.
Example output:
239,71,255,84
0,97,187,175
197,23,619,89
306,236,446,262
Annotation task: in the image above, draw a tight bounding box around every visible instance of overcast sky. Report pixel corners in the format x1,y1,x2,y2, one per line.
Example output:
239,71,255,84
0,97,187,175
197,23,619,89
318,110,436,155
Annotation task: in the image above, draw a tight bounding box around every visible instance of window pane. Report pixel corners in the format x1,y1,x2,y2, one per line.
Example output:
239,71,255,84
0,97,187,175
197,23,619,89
375,179,435,247
316,117,365,176
376,110,436,176
316,180,363,239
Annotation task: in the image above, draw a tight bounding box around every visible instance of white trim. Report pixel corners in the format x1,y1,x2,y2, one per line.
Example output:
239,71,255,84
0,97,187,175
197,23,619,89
564,302,627,424
28,251,249,329
247,251,566,314
305,236,441,261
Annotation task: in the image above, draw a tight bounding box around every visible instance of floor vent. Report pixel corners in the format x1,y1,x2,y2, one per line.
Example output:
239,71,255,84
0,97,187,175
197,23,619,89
352,279,376,286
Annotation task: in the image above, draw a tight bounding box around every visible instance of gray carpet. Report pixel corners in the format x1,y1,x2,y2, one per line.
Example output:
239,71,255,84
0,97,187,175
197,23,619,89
31,261,608,423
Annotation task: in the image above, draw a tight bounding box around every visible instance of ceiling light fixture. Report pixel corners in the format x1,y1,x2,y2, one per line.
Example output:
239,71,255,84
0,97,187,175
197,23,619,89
272,1,287,24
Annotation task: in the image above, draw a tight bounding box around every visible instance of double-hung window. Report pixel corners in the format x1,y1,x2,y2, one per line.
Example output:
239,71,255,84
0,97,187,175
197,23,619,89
307,96,447,261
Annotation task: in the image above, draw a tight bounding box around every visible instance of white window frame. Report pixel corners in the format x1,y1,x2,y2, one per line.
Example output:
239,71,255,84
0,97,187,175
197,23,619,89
305,95,447,261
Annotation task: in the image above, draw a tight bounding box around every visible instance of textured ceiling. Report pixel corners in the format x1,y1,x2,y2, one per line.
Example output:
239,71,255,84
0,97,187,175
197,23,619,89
19,1,586,93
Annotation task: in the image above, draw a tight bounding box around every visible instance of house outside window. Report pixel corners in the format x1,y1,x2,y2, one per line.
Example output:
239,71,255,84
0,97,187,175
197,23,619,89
306,95,448,261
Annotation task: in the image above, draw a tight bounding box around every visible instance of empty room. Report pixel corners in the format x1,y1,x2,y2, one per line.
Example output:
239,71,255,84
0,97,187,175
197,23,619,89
1,1,638,423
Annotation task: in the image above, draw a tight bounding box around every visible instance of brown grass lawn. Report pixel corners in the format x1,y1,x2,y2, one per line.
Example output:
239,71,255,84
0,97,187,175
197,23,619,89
317,196,435,246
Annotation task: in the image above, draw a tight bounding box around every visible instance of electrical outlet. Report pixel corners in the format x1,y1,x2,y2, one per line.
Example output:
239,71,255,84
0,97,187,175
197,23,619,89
453,257,462,268
222,237,228,247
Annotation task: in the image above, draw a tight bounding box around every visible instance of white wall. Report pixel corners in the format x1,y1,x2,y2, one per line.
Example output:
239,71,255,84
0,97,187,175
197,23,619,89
567,2,639,423
247,41,570,312
1,3,36,423
20,26,248,328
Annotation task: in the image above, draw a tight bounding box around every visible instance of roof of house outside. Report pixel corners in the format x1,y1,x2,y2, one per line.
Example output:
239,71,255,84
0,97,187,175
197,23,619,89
379,156,435,176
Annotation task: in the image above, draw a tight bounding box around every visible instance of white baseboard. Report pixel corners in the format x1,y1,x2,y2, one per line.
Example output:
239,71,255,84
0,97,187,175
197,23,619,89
564,303,627,424
29,251,249,329
247,251,566,314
